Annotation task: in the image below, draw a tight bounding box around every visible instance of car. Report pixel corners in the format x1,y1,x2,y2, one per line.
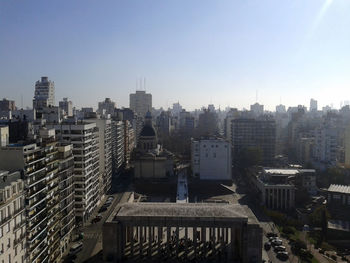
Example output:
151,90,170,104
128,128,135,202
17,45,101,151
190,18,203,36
107,196,114,201
269,236,277,242
274,245,286,252
98,206,107,213
276,251,289,261
266,232,278,238
69,242,83,255
271,239,282,246
264,242,271,251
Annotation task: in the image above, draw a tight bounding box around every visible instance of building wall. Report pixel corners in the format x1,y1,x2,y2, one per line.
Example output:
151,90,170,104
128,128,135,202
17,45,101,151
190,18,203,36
192,138,232,180
129,91,152,118
0,126,9,147
0,172,26,263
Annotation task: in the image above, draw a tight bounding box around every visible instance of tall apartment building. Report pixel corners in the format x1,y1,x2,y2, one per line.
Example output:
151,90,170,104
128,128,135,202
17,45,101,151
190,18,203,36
57,144,75,256
85,118,112,195
39,129,61,263
98,98,116,116
33,77,55,110
250,103,264,116
48,122,100,224
191,137,232,180
59,98,73,117
310,98,318,112
313,124,337,167
124,120,135,165
0,171,26,263
0,143,49,263
129,90,152,118
0,98,16,111
232,117,276,165
111,120,125,176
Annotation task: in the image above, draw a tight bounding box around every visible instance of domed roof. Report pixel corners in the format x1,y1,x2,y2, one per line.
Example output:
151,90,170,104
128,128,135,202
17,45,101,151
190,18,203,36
140,125,156,137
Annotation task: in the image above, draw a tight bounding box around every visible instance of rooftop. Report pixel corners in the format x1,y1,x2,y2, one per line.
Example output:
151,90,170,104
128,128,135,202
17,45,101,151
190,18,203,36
328,184,350,194
113,202,258,224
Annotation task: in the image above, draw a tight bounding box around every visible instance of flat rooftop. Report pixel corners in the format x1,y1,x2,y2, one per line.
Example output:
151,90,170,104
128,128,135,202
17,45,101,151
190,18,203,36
113,203,259,224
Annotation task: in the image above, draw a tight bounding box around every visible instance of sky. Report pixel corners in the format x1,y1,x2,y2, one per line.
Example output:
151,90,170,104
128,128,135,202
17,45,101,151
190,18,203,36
1,0,350,111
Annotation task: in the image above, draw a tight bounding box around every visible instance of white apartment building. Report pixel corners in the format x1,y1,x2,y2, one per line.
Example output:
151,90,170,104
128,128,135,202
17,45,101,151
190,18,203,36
313,125,337,167
129,90,152,118
59,98,73,117
0,171,26,263
0,126,9,147
33,76,55,109
191,137,232,180
98,98,116,116
111,120,125,175
48,122,100,224
86,118,113,196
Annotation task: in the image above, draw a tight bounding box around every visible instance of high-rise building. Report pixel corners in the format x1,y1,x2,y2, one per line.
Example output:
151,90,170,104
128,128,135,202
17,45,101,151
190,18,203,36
33,76,55,109
250,103,264,116
129,90,152,118
0,98,16,111
111,120,125,176
313,124,337,167
0,143,49,262
310,98,318,112
0,170,26,263
57,144,75,256
48,122,100,224
98,98,116,116
86,118,113,195
59,98,73,117
275,104,286,114
123,120,135,165
232,117,276,165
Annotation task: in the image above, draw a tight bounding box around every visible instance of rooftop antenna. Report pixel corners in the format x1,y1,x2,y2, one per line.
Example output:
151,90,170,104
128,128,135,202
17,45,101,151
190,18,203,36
144,77,146,91
255,90,258,103
136,78,138,90
280,96,282,105
21,94,23,109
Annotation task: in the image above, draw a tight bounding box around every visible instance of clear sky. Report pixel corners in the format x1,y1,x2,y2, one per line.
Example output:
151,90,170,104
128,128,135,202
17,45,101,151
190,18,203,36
1,0,350,111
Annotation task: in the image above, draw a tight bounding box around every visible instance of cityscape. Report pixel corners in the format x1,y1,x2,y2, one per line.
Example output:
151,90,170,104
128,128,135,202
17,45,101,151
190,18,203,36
1,1,350,263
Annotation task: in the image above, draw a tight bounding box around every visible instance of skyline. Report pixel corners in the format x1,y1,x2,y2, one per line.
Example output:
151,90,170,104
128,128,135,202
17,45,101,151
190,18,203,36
1,0,350,110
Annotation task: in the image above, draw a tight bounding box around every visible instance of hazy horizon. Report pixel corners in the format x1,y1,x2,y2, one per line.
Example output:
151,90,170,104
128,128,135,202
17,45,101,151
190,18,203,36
1,0,350,111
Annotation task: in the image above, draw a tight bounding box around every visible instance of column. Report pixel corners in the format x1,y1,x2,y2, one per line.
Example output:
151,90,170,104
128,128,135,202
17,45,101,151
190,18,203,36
193,227,197,256
131,226,135,257
185,227,188,254
158,226,162,255
148,226,152,257
139,226,143,257
176,226,179,256
230,227,235,260
167,227,171,252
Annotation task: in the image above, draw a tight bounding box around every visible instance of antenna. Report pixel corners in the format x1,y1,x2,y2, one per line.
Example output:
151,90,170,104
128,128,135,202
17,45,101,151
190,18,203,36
136,78,138,90
21,94,23,109
255,90,258,103
144,77,146,91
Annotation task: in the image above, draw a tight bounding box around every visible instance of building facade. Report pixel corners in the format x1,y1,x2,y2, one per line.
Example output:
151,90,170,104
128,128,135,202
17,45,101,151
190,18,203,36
59,98,73,117
0,171,26,263
0,98,16,111
33,77,55,110
129,91,152,119
191,137,232,180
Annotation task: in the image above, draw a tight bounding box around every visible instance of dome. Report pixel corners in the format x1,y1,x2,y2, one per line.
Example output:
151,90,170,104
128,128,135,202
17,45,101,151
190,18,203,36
140,125,156,137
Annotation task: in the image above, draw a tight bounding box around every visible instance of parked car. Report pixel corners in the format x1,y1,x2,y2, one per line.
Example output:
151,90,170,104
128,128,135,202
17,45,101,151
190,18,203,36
69,242,83,255
274,245,286,252
266,232,278,238
276,251,289,261
264,242,271,251
98,206,107,213
271,239,282,246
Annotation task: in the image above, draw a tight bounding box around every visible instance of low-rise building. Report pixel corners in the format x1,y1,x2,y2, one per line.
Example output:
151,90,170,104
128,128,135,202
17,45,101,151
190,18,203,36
326,184,350,207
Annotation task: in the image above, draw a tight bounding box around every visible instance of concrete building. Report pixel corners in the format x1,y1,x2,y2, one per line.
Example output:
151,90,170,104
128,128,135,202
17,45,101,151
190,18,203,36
86,118,113,195
326,184,350,208
191,137,232,181
33,76,55,110
47,122,100,224
57,144,75,257
275,104,286,114
249,168,297,210
224,108,239,144
345,125,350,168
129,91,152,119
111,120,125,176
59,98,73,117
98,98,116,116
250,103,264,116
0,171,26,263
0,125,9,147
310,98,318,112
313,124,337,167
123,120,135,165
297,137,314,165
0,143,49,262
0,98,16,111
232,117,276,165
103,202,262,263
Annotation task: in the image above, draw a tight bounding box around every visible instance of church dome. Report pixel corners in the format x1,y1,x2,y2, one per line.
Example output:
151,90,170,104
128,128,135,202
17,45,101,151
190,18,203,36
140,125,156,137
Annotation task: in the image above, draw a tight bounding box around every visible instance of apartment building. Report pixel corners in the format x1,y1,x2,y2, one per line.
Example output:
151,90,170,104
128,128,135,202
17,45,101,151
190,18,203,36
48,122,100,224
232,117,276,165
0,171,26,263
57,145,75,256
111,120,125,176
0,143,49,263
